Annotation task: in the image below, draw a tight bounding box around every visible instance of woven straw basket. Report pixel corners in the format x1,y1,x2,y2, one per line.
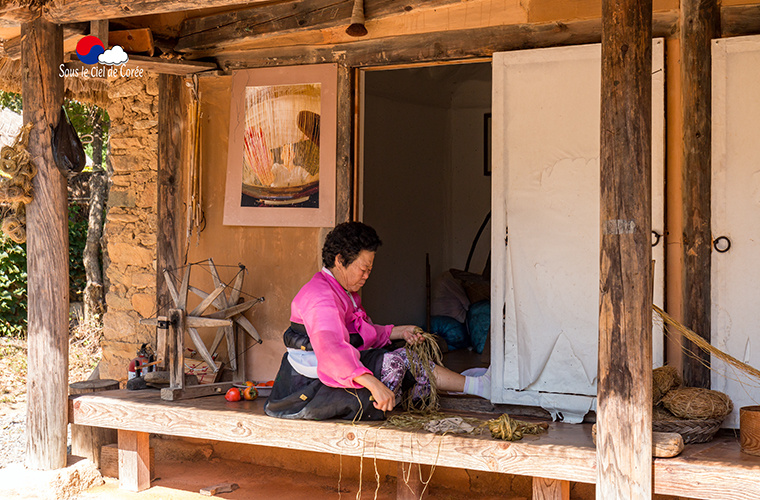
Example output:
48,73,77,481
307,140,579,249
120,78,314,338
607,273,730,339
652,417,723,444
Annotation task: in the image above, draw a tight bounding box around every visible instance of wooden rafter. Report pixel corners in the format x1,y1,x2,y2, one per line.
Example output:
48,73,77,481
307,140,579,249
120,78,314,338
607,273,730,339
176,0,462,53
42,0,281,24
210,13,678,70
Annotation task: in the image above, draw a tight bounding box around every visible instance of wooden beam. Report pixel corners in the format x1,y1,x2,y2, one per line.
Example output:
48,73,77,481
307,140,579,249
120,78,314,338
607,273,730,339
533,477,570,500
117,430,150,492
213,12,679,70
64,54,217,76
722,4,760,38
679,0,719,389
109,28,154,55
157,74,186,315
176,0,462,53
160,381,234,401
597,0,653,498
43,0,279,23
130,55,218,76
23,18,67,471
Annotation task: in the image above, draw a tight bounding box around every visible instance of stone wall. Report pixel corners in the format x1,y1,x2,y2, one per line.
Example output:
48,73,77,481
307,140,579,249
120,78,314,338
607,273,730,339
99,75,159,382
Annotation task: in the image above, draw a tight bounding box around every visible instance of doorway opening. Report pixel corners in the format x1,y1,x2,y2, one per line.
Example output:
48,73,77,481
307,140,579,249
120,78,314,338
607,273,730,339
358,62,492,370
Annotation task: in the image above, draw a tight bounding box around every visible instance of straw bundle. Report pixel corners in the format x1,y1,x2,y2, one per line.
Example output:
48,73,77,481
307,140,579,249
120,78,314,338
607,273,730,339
660,387,733,420
384,411,549,442
487,414,549,441
385,411,482,432
652,365,682,404
403,328,443,413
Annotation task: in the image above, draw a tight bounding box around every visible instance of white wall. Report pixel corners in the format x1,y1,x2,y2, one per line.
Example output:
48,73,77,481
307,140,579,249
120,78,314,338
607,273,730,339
362,64,491,327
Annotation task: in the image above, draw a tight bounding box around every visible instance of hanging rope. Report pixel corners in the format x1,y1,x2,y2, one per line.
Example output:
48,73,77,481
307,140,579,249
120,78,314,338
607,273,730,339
184,74,204,263
653,304,760,383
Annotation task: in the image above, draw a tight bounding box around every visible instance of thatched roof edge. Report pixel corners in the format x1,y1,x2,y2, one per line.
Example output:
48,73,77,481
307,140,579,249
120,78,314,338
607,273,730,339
0,56,111,108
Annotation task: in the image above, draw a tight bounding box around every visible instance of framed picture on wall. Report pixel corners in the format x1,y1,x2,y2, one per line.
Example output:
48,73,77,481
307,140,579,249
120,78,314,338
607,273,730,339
484,112,492,176
223,64,337,227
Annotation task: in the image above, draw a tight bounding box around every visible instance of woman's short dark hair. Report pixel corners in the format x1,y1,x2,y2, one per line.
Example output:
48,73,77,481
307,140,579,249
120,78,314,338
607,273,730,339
322,222,382,268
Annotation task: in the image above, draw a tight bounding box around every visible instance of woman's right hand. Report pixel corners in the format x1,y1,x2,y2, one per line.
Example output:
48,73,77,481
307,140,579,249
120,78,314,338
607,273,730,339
353,373,396,412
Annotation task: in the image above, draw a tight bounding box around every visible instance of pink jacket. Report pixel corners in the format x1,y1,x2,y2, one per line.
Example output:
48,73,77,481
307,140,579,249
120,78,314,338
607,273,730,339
290,269,393,388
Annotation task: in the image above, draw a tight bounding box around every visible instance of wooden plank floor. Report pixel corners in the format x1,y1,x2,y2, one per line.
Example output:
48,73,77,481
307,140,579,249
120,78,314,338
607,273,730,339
69,390,760,500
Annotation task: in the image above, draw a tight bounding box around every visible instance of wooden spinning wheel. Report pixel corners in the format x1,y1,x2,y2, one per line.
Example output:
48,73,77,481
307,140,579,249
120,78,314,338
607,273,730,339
144,259,264,400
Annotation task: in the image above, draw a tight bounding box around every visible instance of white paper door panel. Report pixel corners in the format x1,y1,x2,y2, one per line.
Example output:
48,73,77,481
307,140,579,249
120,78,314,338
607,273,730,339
491,40,665,422
711,36,760,429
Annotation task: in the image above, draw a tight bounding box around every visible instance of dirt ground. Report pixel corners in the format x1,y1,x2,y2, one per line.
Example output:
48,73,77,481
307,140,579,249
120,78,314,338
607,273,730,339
0,322,101,470
77,458,525,500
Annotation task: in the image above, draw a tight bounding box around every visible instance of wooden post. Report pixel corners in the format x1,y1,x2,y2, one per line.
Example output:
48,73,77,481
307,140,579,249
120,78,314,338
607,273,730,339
598,0,653,498
69,379,119,468
167,308,185,390
89,20,108,45
533,477,570,500
22,18,67,471
155,315,169,369
336,62,352,223
680,0,719,389
118,429,151,492
396,462,429,500
156,74,186,316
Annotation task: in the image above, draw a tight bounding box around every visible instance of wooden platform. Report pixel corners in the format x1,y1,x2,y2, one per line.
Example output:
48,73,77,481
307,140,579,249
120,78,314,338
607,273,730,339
69,390,760,499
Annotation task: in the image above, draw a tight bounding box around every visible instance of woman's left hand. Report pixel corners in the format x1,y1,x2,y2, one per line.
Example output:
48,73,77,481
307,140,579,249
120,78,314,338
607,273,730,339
391,325,424,345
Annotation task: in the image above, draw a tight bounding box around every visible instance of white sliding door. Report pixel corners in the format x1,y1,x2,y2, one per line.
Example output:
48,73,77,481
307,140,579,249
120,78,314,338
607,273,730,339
490,40,665,422
711,35,760,429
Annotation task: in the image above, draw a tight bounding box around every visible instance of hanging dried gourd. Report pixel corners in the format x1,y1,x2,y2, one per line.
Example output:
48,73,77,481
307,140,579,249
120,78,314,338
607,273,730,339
0,123,35,243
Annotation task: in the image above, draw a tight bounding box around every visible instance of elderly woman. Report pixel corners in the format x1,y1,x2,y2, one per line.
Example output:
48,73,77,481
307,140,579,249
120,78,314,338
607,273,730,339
265,222,490,421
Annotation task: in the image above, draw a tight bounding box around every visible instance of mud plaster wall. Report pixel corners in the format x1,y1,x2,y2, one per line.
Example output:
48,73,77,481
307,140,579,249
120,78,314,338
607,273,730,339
96,72,320,384
99,75,160,382
184,76,323,382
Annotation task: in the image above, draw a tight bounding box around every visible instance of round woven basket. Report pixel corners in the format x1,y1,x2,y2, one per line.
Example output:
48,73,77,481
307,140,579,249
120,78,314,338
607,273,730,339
652,417,723,444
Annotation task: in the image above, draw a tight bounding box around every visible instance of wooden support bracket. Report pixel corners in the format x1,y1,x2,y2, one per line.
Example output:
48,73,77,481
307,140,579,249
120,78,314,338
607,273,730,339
533,477,570,500
118,429,150,492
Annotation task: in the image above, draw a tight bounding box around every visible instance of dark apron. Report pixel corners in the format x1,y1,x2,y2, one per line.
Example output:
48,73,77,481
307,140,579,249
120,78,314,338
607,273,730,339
264,323,388,421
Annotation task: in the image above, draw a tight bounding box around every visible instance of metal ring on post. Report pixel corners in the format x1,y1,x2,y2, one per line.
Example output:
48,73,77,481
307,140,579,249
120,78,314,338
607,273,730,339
651,230,661,247
713,236,731,253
